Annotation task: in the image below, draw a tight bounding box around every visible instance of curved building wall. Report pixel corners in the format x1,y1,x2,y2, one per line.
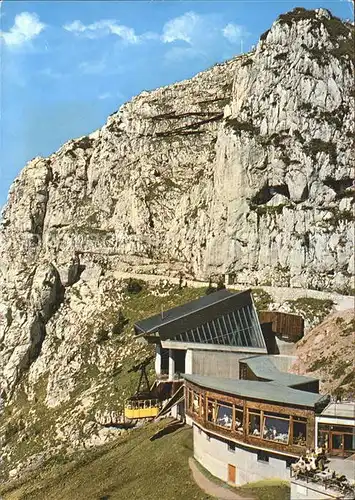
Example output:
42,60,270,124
193,425,292,485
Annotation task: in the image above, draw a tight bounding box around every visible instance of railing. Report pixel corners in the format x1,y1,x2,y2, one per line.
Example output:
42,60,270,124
125,398,160,410
291,469,355,497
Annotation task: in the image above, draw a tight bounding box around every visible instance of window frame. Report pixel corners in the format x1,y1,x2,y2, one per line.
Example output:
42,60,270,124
262,412,290,445
292,417,307,446
215,400,233,430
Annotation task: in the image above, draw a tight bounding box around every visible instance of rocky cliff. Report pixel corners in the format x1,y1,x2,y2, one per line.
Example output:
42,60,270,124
291,308,354,397
0,7,354,480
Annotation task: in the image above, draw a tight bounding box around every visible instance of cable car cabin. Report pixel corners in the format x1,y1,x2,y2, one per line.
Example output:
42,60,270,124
124,358,162,420
124,395,161,419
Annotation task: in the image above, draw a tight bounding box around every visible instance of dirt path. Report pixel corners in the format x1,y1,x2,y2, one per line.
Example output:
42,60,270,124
188,457,254,500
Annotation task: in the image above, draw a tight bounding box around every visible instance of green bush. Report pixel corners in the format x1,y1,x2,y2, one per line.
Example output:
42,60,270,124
288,297,334,323
252,289,273,311
126,279,143,294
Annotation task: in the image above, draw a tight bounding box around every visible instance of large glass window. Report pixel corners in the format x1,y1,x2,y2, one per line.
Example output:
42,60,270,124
172,305,265,348
263,412,289,443
235,406,244,435
318,423,355,456
293,418,307,446
248,409,261,436
216,401,233,429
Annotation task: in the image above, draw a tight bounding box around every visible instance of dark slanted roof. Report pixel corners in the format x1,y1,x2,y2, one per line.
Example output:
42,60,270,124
134,288,266,348
135,289,234,334
240,355,318,388
184,374,328,409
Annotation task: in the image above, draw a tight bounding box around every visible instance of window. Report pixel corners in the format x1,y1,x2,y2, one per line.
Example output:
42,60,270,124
228,441,236,452
207,399,215,422
192,392,200,415
235,406,244,435
263,412,289,444
200,395,205,418
318,430,329,450
240,365,248,380
257,450,269,462
171,306,265,348
318,423,355,457
344,433,355,453
187,388,193,411
293,418,307,446
248,409,261,436
216,401,233,429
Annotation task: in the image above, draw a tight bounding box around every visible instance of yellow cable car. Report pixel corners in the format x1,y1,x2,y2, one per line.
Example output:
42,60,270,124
124,358,162,420
124,397,161,419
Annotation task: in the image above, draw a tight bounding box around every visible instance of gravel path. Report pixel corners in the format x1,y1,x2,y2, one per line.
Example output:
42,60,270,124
188,457,254,500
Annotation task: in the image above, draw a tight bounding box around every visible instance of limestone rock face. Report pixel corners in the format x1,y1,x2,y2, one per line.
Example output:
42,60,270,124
291,308,354,396
0,8,354,476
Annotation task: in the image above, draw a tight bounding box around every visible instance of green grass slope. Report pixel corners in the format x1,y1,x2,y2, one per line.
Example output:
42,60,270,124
0,419,212,500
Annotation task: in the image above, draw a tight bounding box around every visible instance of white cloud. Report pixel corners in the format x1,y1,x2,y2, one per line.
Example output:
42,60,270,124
64,20,87,33
63,19,139,44
98,92,111,100
162,12,200,44
222,23,248,43
1,12,46,47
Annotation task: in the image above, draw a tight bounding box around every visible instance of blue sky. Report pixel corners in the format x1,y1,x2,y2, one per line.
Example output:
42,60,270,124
0,1,352,209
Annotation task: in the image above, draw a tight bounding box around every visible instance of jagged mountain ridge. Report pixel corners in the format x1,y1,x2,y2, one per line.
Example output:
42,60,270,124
1,3,354,397
0,7,354,480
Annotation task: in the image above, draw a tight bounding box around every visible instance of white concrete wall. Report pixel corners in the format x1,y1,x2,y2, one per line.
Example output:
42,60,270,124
275,338,297,355
155,344,161,376
191,350,250,379
186,415,193,426
168,349,175,379
193,425,291,485
185,350,193,375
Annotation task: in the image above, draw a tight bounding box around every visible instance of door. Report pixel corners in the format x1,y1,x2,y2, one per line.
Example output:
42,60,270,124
228,464,236,483
331,433,344,456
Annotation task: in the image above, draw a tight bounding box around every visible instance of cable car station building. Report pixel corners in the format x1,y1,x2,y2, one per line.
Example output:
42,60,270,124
134,289,267,384
134,289,354,487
